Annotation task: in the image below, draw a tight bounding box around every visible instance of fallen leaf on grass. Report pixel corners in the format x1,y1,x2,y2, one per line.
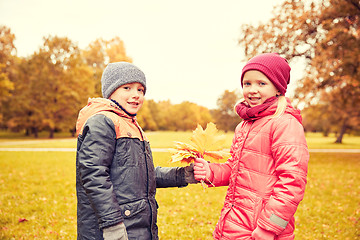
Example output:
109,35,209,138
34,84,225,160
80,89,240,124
18,218,28,223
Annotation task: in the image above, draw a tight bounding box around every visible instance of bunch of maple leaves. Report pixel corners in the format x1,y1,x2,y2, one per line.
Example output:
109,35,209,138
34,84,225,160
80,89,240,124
170,122,230,164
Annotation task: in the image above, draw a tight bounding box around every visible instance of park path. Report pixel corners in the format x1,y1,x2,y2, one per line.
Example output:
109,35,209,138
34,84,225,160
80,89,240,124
0,138,359,152
0,139,172,152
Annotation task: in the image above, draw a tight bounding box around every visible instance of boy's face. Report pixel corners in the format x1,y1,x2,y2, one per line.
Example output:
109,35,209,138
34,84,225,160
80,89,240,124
109,82,145,115
242,70,280,107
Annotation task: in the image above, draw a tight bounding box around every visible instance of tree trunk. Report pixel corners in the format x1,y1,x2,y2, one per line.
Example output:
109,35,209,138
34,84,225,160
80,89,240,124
70,127,76,137
335,120,347,143
49,128,54,138
323,129,329,137
32,127,38,138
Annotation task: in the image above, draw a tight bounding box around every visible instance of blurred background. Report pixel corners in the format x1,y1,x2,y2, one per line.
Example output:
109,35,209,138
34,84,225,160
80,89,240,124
0,0,359,143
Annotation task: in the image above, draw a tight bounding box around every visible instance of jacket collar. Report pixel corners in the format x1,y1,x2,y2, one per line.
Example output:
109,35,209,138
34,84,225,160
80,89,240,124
75,98,135,136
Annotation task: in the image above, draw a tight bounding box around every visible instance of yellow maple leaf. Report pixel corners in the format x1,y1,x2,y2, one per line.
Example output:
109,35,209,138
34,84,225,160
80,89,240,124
190,122,226,155
204,150,229,161
170,122,230,163
170,150,197,163
173,141,198,152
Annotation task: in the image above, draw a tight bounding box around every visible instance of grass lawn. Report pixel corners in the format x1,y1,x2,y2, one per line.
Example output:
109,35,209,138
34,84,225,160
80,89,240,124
0,151,77,239
1,150,360,239
0,132,360,239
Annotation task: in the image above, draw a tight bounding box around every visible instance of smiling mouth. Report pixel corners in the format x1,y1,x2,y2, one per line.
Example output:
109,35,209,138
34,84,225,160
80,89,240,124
247,97,262,106
128,102,139,106
248,97,260,101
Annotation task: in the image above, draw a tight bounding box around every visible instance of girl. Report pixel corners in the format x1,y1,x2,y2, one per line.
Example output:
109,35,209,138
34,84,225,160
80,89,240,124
75,62,196,240
194,53,309,240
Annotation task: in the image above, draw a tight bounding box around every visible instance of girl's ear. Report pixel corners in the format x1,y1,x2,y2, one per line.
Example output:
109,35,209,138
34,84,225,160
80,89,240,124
276,90,281,96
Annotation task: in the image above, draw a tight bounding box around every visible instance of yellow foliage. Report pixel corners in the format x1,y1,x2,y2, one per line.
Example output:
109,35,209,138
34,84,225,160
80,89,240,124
170,122,230,163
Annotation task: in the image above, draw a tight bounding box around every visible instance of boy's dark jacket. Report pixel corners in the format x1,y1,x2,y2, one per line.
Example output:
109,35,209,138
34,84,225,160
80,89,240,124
75,98,188,240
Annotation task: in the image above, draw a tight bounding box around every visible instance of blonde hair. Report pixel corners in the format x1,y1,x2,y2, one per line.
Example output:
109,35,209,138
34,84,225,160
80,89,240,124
271,96,287,118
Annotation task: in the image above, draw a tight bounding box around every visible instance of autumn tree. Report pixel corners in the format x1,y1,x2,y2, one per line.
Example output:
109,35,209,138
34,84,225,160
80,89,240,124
0,26,16,124
301,103,334,135
138,99,175,131
4,57,40,135
169,101,213,131
138,100,213,131
5,36,94,137
137,100,158,131
238,0,360,143
211,90,242,132
153,100,174,130
82,37,132,96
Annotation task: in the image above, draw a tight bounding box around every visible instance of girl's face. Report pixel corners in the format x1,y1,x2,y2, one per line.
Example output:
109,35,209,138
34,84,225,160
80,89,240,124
242,70,280,107
110,82,145,115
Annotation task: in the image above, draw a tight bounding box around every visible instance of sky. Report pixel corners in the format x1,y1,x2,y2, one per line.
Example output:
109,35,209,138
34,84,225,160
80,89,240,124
0,0,300,109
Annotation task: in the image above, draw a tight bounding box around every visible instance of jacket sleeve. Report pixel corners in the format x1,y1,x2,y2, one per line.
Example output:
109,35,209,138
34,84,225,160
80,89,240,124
155,166,188,188
257,116,309,235
77,114,123,229
208,160,232,187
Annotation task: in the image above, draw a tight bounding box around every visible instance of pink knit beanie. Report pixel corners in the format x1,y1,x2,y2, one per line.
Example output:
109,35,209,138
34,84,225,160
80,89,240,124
240,53,291,96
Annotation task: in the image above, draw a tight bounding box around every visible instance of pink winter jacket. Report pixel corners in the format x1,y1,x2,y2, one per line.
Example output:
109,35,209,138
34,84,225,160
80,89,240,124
209,100,309,240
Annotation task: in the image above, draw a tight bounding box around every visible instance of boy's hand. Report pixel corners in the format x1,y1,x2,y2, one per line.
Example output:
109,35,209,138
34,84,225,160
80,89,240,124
103,222,128,240
184,163,198,184
194,158,213,182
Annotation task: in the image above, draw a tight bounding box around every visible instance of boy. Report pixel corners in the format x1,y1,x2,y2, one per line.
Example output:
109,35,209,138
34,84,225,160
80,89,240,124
76,62,196,240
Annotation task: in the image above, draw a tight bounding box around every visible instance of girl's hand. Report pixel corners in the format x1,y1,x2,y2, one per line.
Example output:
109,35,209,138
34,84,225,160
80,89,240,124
193,158,213,182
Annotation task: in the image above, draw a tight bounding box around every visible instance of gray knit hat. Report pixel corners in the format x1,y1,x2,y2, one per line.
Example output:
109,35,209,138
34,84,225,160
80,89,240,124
101,62,147,99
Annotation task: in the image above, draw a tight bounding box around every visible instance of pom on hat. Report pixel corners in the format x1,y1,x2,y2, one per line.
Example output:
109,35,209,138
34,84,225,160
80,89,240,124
101,62,147,99
240,53,291,95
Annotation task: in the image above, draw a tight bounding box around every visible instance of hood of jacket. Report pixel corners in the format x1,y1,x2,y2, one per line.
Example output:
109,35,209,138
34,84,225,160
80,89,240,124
276,97,302,124
76,97,134,136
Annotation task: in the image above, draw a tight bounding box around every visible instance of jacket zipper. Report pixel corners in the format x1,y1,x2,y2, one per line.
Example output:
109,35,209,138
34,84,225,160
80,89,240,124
232,120,252,197
219,121,253,235
135,118,154,239
145,142,154,239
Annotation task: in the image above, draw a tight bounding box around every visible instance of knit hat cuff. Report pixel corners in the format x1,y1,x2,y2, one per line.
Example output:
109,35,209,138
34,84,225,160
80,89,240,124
241,62,286,95
103,76,146,99
101,62,147,99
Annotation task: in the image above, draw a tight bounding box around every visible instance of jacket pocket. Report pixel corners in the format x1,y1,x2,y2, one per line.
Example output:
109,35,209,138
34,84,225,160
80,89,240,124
252,197,265,229
120,199,147,218
120,199,152,229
